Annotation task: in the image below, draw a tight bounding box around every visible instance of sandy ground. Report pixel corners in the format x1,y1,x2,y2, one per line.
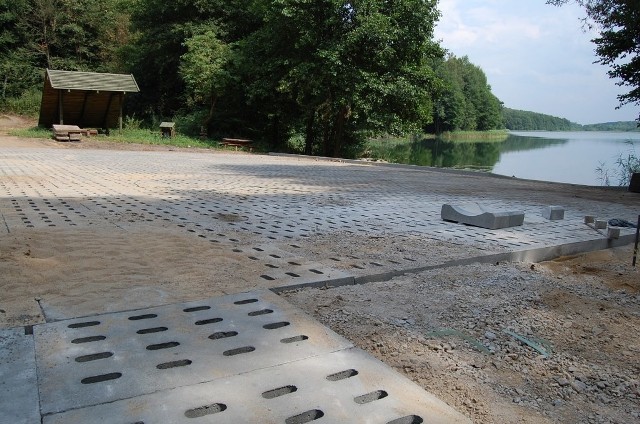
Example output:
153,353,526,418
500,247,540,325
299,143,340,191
1,114,639,423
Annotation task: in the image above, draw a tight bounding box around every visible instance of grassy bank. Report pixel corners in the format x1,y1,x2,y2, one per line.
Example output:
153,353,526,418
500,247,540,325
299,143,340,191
9,126,265,152
437,129,509,141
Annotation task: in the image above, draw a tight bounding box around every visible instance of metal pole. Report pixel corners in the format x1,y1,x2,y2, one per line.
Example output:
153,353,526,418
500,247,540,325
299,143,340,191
632,214,640,266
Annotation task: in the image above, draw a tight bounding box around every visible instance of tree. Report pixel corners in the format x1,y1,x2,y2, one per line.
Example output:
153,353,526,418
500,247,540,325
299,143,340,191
548,0,640,122
429,55,503,133
1,0,129,103
240,0,443,156
180,28,231,130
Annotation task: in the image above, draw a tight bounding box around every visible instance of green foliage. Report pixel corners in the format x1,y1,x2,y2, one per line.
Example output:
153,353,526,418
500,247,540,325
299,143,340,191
0,87,41,116
429,55,504,133
596,141,640,186
582,121,640,132
502,108,580,131
238,0,443,156
1,0,130,103
3,0,512,157
548,1,640,122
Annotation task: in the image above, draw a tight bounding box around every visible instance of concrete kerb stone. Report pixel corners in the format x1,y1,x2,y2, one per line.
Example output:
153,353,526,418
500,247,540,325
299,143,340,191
270,235,637,294
0,328,40,424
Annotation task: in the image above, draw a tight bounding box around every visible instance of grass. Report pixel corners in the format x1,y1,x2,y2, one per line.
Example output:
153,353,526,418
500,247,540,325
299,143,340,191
438,129,509,142
9,126,264,152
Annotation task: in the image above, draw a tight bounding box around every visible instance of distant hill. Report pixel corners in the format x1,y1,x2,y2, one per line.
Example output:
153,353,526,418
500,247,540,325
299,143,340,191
502,108,581,131
581,121,639,132
503,108,639,132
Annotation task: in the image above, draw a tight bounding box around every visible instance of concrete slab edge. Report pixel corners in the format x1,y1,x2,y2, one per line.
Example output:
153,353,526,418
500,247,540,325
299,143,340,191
270,235,636,293
268,152,513,179
268,153,631,188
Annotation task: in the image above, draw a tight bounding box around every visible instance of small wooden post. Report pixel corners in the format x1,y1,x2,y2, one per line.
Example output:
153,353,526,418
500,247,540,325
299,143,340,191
633,214,639,267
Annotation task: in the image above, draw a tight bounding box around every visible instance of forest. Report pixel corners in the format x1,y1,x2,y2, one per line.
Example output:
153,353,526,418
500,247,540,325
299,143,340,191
502,108,580,131
0,0,504,156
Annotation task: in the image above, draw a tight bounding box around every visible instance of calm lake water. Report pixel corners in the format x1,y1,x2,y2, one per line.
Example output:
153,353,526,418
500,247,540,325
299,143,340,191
377,131,640,186
493,131,640,185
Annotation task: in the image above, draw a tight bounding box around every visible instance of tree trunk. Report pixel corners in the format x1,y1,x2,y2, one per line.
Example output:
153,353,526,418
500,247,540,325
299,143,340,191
304,111,315,155
2,74,7,100
203,95,217,135
331,104,350,157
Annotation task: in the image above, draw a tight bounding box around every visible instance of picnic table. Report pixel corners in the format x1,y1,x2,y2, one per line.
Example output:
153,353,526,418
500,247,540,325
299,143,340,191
221,138,253,151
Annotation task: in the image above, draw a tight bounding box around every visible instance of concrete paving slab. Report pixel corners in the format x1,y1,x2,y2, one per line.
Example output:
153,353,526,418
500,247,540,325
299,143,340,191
0,328,40,424
43,347,469,424
35,290,354,415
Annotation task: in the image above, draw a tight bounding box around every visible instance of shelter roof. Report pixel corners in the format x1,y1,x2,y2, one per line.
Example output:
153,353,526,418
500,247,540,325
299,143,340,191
46,69,140,93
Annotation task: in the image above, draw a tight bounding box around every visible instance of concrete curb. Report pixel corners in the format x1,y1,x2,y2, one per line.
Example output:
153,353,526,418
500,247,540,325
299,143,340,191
270,234,636,293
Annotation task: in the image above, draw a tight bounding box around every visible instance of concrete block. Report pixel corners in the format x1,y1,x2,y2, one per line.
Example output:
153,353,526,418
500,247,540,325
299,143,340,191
584,215,595,224
542,206,564,220
607,227,620,239
595,220,607,229
0,328,40,424
441,204,524,230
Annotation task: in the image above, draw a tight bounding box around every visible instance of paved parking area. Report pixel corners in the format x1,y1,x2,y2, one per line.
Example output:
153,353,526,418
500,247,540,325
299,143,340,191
1,147,636,277
1,142,638,423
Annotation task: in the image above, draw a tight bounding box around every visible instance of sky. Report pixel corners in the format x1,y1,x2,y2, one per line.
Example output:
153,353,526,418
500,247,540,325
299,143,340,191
434,0,638,125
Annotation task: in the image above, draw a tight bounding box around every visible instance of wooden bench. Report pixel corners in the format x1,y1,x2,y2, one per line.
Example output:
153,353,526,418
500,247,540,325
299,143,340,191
221,138,253,151
52,124,82,142
80,129,98,137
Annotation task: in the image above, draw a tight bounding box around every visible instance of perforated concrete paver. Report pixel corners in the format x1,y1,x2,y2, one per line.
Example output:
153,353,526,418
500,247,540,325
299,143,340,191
1,147,638,307
35,290,469,423
35,290,353,415
44,347,466,424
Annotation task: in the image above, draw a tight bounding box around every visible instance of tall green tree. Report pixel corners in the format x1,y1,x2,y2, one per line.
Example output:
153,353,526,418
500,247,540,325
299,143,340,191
240,0,443,156
124,0,256,120
429,55,503,133
180,28,231,130
1,0,129,102
0,0,40,100
548,0,640,122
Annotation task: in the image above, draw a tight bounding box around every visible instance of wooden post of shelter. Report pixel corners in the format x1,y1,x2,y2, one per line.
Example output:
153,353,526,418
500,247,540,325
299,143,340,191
58,90,64,124
119,92,124,132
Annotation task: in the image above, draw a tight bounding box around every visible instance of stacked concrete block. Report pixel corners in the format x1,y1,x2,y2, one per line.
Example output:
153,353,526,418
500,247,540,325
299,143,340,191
542,206,564,220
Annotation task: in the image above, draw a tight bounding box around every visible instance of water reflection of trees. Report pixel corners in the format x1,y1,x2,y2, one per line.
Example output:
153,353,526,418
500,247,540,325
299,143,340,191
383,138,501,169
371,134,571,169
500,135,568,153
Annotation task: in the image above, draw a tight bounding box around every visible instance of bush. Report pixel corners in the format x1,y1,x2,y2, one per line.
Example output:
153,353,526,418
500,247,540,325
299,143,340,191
597,141,640,186
0,88,42,117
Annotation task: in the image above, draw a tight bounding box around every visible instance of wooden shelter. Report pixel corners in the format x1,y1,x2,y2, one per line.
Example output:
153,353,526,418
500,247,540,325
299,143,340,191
38,69,140,130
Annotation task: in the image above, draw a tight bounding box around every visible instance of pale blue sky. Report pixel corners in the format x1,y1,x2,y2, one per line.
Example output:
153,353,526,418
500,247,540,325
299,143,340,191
434,0,638,124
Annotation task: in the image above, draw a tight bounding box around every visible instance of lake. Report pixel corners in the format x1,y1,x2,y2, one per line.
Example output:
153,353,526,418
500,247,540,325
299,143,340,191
373,131,640,186
493,131,640,186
